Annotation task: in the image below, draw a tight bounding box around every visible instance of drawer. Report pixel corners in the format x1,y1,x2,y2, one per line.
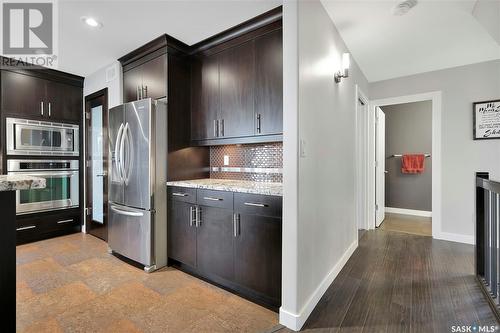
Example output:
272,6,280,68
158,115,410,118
234,193,282,218
197,189,233,210
168,186,197,204
16,209,81,244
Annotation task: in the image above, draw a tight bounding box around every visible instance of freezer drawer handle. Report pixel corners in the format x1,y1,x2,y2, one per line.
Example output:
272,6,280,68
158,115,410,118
57,219,74,224
16,225,36,231
111,206,144,217
244,202,268,208
203,197,223,201
172,192,188,197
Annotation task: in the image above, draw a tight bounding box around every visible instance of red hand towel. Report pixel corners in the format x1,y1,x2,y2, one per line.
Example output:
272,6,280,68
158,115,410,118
401,154,425,174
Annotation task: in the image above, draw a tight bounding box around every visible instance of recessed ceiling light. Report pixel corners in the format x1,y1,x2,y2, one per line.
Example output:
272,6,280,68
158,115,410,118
391,0,418,16
81,16,102,28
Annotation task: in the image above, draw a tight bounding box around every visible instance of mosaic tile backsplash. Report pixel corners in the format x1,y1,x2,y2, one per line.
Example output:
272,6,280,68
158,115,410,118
210,143,283,183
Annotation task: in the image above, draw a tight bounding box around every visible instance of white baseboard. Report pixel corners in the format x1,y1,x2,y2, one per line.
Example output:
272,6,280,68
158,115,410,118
385,207,432,217
279,239,358,331
434,231,474,245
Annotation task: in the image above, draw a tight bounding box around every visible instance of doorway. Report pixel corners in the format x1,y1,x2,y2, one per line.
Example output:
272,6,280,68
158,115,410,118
369,92,442,238
85,88,109,241
356,86,369,240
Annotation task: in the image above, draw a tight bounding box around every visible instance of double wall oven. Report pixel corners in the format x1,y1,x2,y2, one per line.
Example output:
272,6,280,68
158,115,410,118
6,118,80,215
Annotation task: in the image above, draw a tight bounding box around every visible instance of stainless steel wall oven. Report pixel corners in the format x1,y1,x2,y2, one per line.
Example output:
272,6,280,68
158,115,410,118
7,160,79,214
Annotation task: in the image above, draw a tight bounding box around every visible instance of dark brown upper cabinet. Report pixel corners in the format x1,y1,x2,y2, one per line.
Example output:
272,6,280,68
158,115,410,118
191,55,219,141
254,29,283,136
1,68,83,123
219,40,255,139
189,9,283,145
123,53,167,103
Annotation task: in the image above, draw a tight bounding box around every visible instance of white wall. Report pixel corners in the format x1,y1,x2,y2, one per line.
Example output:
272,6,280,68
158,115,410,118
280,1,369,330
83,61,122,108
370,60,500,243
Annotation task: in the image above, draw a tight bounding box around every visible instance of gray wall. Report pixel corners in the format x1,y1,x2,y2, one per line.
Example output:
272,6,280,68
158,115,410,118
382,101,432,211
371,60,500,240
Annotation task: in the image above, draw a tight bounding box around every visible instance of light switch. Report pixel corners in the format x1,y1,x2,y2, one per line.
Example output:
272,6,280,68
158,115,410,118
224,155,230,166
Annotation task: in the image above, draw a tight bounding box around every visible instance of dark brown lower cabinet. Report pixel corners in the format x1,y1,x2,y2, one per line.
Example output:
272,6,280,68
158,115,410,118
167,200,197,267
196,206,234,281
167,186,282,310
234,214,282,302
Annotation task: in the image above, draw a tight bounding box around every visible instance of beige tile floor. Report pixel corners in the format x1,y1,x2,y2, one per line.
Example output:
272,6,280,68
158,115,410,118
378,212,432,236
16,233,279,333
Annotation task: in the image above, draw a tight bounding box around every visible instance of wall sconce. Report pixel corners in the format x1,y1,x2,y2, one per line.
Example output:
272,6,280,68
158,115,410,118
334,53,350,83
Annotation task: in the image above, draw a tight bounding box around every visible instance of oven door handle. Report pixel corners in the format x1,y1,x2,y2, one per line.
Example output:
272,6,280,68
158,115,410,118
8,171,78,178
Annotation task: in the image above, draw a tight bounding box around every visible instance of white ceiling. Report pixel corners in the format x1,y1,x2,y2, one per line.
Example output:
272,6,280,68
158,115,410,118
58,0,282,77
321,0,500,82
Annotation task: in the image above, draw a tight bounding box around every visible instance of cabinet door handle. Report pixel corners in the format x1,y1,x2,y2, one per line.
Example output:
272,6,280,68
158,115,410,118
244,202,268,208
57,219,73,224
233,214,240,237
214,120,218,137
189,206,195,226
17,225,36,231
40,101,44,117
195,206,202,227
48,102,51,118
137,86,141,100
220,119,224,137
256,114,262,134
172,192,188,197
203,196,222,201
144,85,148,98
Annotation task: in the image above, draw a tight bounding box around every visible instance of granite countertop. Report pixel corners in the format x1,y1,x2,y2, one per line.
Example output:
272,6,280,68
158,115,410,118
0,175,46,191
166,179,283,196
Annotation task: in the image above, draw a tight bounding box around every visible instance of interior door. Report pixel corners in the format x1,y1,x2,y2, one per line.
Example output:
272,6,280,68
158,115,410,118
122,99,151,209
85,89,108,241
375,107,386,227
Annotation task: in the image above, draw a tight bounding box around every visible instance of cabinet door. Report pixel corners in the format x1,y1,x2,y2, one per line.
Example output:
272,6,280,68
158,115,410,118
123,65,142,103
255,29,283,135
46,80,82,123
191,56,219,140
1,70,46,119
234,214,282,302
168,200,197,267
141,54,167,100
196,205,234,281
219,41,255,138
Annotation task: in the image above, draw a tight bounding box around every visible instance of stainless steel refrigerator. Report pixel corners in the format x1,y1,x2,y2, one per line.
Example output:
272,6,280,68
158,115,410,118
108,98,167,272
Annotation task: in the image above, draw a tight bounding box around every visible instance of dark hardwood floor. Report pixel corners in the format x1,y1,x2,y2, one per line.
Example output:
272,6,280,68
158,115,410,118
277,229,498,333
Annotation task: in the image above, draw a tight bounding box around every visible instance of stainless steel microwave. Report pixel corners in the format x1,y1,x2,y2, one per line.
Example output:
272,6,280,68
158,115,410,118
6,117,79,156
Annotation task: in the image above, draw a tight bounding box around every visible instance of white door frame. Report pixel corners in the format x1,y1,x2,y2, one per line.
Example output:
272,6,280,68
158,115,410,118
355,85,370,231
368,91,442,238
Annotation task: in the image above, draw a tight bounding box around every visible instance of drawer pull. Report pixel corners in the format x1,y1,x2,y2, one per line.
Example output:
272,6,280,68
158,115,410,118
172,192,188,197
203,197,222,201
16,225,36,231
244,202,268,208
57,219,74,224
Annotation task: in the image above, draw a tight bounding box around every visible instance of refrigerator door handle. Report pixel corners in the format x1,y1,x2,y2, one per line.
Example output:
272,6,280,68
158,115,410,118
110,205,144,217
115,123,125,183
119,123,129,184
124,123,134,186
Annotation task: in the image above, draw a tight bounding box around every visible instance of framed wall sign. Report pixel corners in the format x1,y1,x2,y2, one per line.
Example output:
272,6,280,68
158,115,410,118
473,99,500,140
